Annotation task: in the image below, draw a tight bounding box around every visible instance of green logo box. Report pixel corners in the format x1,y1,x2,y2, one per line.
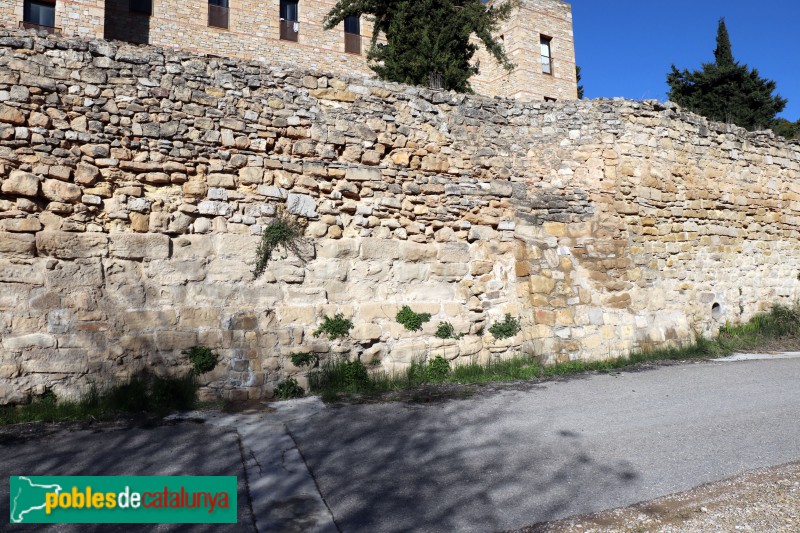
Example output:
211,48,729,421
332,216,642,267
9,476,237,524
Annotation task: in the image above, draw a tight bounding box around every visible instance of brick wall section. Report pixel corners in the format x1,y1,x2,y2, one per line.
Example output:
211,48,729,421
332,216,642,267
472,0,578,100
1,0,576,101
0,0,105,37
1,30,798,404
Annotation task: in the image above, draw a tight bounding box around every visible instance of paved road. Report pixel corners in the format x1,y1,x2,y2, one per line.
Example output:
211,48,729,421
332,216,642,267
1,421,255,532
2,357,798,532
287,358,800,532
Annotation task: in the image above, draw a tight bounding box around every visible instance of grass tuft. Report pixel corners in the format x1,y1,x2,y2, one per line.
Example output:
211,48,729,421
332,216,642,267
0,372,199,426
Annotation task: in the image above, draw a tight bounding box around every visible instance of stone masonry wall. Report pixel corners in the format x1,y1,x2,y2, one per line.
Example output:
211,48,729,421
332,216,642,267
1,29,799,404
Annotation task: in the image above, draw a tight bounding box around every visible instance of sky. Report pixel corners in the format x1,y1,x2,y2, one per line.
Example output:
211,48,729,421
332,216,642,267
569,0,800,121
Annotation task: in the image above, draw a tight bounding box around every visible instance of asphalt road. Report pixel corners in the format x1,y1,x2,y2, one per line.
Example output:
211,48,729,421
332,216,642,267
1,421,255,532
288,358,800,533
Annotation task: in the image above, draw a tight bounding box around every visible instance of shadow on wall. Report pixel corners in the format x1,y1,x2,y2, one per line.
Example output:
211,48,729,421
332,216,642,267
104,0,151,44
287,400,640,532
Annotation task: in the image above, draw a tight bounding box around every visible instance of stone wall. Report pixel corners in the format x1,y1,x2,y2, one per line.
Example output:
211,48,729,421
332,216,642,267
1,29,799,404
0,0,577,102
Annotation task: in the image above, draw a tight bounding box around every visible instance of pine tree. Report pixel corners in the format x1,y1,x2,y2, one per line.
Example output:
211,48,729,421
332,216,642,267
667,18,787,131
323,0,515,93
576,66,585,99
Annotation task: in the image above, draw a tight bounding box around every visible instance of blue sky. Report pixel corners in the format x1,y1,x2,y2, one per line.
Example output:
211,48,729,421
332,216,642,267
570,0,800,120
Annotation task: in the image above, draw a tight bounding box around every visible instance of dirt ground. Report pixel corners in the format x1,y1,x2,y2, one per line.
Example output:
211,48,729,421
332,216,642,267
519,462,800,533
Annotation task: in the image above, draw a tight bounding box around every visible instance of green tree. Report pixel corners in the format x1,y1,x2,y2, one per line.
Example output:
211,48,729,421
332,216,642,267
323,0,515,92
576,65,584,99
667,18,787,131
773,118,800,140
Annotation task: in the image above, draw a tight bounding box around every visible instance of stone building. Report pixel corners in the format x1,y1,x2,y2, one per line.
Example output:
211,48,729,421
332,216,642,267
0,0,578,100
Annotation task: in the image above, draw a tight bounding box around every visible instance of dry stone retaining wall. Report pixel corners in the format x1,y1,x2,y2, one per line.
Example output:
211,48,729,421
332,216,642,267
0,29,799,404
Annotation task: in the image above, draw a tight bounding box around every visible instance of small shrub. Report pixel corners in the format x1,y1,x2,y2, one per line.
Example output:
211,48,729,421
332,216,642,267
435,321,454,339
182,346,219,375
290,352,318,367
424,356,451,383
396,306,432,332
434,321,464,340
275,378,305,400
341,359,370,392
313,313,353,340
253,207,310,278
489,314,522,340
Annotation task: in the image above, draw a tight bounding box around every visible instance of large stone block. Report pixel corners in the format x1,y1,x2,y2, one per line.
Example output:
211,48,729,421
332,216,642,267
345,167,381,181
390,339,428,364
0,261,44,285
286,193,318,219
22,349,88,374
42,179,82,203
0,103,25,126
109,234,170,260
0,218,43,233
360,238,400,260
2,170,39,196
123,309,178,329
317,239,359,259
36,232,109,259
0,233,35,258
155,330,198,351
47,259,103,287
2,333,56,351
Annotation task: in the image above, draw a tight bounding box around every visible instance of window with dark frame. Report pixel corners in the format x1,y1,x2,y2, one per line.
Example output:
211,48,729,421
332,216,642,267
344,14,360,54
130,0,153,15
540,35,553,75
22,0,56,31
280,0,299,41
208,0,229,29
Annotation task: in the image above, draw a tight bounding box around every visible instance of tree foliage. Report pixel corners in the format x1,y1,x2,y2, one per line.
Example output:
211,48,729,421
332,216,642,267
323,0,515,92
773,118,800,140
667,18,787,131
576,65,584,99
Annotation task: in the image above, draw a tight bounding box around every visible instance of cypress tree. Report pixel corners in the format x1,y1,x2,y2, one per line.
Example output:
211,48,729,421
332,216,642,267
323,0,515,93
667,18,787,131
713,18,734,67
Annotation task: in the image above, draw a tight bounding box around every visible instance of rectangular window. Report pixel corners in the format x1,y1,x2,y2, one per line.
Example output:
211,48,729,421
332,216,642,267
344,15,360,54
280,0,299,41
208,0,229,29
130,0,152,15
22,0,56,31
540,35,553,75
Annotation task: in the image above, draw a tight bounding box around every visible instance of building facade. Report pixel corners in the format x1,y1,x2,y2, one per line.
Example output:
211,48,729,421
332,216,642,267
0,0,577,100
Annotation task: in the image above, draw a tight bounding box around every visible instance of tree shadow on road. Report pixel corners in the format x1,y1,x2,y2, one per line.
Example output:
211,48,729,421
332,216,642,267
0,421,255,532
288,396,641,533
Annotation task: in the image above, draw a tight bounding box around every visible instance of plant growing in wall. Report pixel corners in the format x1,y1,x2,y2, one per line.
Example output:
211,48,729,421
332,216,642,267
253,206,310,278
489,314,521,340
275,377,305,399
396,306,432,332
434,321,464,340
182,346,219,375
313,313,354,340
290,352,318,368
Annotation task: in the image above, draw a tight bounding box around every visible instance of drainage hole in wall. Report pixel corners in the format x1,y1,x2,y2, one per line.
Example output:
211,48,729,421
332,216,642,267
712,302,722,320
